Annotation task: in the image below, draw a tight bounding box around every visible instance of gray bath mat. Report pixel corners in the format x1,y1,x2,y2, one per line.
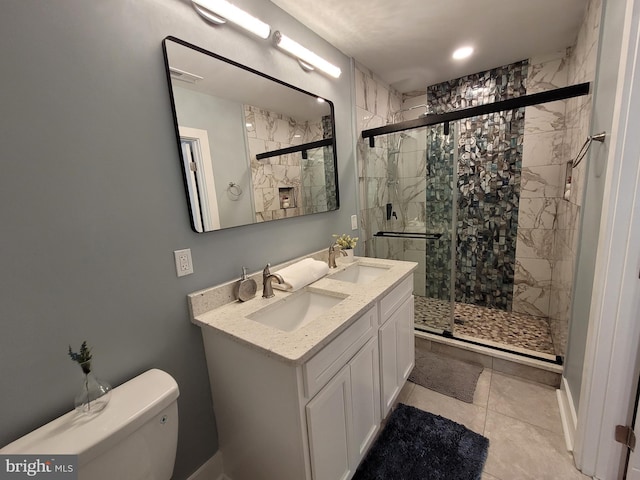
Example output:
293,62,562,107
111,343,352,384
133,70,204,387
353,403,489,480
408,347,483,403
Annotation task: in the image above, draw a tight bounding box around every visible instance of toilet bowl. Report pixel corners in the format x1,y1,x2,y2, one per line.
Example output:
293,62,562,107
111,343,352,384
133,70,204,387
1,369,179,480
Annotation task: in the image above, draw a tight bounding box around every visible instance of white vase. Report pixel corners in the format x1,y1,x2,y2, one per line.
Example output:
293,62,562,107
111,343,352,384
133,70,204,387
342,248,355,263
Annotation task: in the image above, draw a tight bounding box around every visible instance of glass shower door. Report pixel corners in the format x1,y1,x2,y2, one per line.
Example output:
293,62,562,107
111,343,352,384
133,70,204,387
413,123,456,335
365,125,456,336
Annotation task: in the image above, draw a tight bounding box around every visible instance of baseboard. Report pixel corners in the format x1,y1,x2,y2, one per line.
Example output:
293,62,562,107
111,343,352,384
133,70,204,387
557,376,578,452
187,450,229,480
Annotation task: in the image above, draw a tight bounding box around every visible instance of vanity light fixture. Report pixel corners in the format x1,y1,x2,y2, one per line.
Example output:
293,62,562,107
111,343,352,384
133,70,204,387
191,0,271,39
452,46,474,60
273,31,341,78
169,67,204,84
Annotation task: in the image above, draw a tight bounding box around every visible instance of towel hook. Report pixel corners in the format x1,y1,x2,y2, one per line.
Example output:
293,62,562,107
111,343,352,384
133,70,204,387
572,132,606,168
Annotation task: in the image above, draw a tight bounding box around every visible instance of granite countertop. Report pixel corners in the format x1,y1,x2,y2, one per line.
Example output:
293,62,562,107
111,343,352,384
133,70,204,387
188,255,417,364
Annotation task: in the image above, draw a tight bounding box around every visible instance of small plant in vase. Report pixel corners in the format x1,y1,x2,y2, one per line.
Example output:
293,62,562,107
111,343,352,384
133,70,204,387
68,341,111,414
332,234,358,262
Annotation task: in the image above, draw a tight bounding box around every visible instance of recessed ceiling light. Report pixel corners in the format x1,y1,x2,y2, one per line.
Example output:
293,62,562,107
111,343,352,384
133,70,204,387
452,46,474,60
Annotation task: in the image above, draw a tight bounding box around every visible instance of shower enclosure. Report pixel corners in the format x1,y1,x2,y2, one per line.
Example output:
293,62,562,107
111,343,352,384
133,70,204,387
364,118,551,358
360,93,588,361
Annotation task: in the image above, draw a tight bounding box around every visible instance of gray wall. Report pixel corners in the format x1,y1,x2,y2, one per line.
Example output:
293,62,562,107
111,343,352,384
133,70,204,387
564,0,625,410
173,85,255,228
0,1,356,478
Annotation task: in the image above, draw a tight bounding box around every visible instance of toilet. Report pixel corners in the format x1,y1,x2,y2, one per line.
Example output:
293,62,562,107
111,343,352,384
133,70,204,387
1,368,179,480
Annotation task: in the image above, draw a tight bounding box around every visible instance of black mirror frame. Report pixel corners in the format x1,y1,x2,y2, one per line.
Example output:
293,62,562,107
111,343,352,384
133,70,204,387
161,36,340,233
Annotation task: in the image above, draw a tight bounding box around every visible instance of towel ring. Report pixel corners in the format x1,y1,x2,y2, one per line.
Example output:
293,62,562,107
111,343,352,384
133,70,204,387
572,132,606,168
227,182,243,200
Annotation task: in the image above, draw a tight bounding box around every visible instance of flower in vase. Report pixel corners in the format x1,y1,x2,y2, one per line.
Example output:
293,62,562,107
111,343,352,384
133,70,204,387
68,341,92,374
332,233,358,249
68,341,111,413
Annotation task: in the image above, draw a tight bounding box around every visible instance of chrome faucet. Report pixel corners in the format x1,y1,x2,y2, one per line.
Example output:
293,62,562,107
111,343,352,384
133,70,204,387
327,242,347,268
262,263,284,298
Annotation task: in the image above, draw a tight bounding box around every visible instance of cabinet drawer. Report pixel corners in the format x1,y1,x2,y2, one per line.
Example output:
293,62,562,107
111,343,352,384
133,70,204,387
379,276,412,324
303,305,377,399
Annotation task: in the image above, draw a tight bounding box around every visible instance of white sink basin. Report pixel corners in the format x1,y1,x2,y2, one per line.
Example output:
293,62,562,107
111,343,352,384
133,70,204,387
248,290,345,332
330,263,388,284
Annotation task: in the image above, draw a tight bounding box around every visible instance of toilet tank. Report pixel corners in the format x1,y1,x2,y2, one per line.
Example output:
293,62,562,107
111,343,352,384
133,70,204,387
1,369,179,480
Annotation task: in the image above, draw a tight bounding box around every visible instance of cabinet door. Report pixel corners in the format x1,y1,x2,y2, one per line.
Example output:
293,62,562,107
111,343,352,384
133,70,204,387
349,336,381,465
306,365,353,480
396,295,415,383
380,295,415,417
379,314,399,417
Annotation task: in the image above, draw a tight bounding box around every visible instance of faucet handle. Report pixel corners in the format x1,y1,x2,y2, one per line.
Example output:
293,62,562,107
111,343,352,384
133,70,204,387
263,263,271,276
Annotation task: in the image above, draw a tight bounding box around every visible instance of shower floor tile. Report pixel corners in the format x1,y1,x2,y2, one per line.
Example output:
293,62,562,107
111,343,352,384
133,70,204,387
414,296,452,331
414,297,555,356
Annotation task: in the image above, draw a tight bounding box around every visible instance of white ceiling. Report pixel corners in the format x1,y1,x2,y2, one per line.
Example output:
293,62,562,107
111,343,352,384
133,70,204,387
270,0,588,93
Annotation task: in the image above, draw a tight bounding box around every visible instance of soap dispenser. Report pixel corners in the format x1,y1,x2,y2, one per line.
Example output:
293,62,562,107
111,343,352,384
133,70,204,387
234,267,257,302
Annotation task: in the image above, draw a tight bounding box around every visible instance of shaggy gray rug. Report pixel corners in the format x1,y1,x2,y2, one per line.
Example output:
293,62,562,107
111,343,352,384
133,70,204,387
408,348,483,403
353,403,489,480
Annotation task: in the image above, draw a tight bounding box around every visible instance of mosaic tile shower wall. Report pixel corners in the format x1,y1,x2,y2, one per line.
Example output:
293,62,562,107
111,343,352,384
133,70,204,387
427,61,528,310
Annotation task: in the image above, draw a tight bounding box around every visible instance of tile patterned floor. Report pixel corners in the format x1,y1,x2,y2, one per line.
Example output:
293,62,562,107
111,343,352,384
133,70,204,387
414,297,556,356
397,369,590,480
414,296,452,331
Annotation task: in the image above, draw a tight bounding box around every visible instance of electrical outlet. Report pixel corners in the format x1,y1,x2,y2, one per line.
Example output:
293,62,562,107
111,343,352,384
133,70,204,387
351,214,358,230
174,249,194,277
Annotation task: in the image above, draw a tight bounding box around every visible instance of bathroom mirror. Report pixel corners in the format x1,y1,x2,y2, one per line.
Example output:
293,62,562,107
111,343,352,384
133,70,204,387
162,36,339,233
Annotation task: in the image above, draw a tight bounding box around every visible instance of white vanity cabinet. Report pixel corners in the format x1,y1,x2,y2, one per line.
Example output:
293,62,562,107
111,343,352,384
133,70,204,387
195,264,416,480
201,304,380,480
379,276,415,417
306,335,380,480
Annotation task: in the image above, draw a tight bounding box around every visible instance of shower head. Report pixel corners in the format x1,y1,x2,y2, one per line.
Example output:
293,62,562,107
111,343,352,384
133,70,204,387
390,107,411,122
391,104,431,122
409,104,431,117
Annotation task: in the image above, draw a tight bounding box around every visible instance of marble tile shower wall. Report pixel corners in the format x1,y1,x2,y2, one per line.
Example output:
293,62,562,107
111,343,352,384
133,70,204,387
354,63,429,290
517,51,569,323
548,0,602,357
354,62,398,248
245,105,326,220
300,148,330,214
427,61,528,311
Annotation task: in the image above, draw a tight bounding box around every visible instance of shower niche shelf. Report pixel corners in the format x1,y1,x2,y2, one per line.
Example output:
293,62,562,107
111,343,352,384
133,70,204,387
279,187,295,209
